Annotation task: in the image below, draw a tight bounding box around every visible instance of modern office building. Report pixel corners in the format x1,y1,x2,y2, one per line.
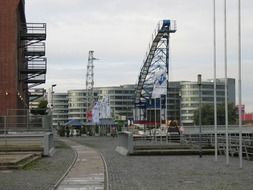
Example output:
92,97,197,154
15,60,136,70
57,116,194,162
52,93,68,127
167,82,181,121
0,1,47,116
134,78,236,126
51,85,135,127
180,78,235,125
67,89,98,124
51,79,235,127
95,84,135,120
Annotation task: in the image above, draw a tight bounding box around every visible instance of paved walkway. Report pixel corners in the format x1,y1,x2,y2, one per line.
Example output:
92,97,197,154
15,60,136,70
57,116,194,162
72,136,253,190
56,139,105,190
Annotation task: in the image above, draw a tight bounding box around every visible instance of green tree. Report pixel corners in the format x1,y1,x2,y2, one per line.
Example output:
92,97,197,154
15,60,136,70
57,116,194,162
194,103,237,125
31,100,48,115
38,100,48,110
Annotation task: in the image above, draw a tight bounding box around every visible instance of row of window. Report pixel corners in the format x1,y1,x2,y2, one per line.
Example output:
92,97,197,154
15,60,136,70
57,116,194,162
52,115,68,119
113,107,132,111
181,97,225,102
68,90,136,97
182,84,224,90
181,110,195,114
68,114,85,118
54,105,68,108
110,102,133,105
68,109,86,113
53,110,68,113
181,91,225,96
102,90,134,94
181,116,194,120
57,96,134,103
69,103,86,107
68,92,99,97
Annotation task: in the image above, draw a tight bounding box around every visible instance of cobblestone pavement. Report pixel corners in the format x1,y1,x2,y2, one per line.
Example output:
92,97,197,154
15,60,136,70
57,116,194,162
0,139,75,190
72,136,253,190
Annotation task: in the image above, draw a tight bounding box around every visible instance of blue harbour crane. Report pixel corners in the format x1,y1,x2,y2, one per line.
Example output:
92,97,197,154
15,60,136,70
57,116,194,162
134,20,176,126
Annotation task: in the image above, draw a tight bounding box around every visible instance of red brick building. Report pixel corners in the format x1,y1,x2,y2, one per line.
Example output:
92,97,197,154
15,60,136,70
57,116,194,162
0,0,46,116
0,0,27,116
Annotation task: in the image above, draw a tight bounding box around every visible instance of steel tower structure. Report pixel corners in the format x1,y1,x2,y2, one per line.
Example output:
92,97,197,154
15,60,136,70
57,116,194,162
86,50,97,121
134,20,176,125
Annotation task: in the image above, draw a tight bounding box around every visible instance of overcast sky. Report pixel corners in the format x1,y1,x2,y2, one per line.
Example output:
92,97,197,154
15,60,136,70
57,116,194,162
26,0,253,112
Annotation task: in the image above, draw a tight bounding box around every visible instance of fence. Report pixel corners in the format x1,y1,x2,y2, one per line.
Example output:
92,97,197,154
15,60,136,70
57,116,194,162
117,128,253,160
0,109,54,156
0,113,52,133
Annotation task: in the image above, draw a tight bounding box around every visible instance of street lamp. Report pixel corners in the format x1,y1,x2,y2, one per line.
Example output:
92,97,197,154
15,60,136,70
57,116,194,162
50,84,56,130
197,74,202,158
51,84,56,108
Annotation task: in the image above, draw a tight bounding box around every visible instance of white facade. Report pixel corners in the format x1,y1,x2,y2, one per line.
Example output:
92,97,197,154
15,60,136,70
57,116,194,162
52,93,68,127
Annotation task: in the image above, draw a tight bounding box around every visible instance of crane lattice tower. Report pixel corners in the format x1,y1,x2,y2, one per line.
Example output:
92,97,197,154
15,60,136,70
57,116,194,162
86,50,97,120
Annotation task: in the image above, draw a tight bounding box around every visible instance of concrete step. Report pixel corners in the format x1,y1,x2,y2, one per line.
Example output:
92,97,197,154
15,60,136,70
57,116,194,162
134,144,193,150
0,145,43,152
0,152,41,169
130,148,215,156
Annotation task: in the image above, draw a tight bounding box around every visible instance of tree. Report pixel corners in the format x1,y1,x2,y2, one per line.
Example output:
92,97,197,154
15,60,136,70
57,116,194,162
38,100,48,110
193,103,237,125
31,100,48,115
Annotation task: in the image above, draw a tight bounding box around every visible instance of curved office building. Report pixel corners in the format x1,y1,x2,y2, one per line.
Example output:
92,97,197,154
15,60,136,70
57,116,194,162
95,84,135,120
52,93,68,127
180,78,235,126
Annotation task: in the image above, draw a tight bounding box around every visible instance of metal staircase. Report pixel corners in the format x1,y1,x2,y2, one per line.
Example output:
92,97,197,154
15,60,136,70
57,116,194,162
20,23,47,101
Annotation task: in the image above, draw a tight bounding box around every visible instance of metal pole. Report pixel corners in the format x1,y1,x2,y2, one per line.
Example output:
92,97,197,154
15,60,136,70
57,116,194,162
135,107,137,124
26,109,29,129
51,84,56,130
154,98,157,142
198,74,202,158
160,96,162,128
165,33,169,130
149,98,152,135
144,107,147,134
213,0,218,162
224,0,229,165
160,96,162,144
238,0,243,169
4,116,7,149
155,98,157,129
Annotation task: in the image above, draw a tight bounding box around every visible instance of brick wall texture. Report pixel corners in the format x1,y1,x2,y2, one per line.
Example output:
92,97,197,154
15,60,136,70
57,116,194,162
0,0,27,116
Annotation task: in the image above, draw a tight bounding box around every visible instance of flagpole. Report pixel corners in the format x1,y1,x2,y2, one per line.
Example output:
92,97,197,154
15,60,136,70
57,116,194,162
224,0,229,165
166,28,169,134
160,95,162,143
213,0,218,162
160,95,162,128
155,98,157,129
149,98,152,135
238,0,243,169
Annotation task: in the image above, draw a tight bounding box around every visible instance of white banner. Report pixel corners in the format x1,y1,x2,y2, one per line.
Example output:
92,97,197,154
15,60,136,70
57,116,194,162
92,102,100,123
152,69,167,98
92,96,111,122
